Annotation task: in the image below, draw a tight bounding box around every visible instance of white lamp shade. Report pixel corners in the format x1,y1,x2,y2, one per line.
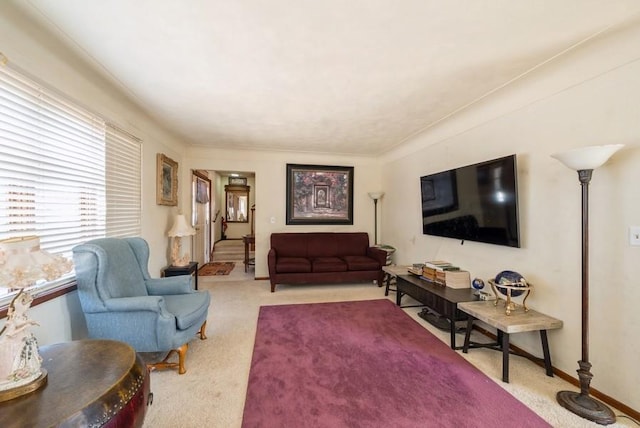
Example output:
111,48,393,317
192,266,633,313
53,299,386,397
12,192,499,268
552,144,624,171
368,192,384,200
168,214,196,237
0,236,73,289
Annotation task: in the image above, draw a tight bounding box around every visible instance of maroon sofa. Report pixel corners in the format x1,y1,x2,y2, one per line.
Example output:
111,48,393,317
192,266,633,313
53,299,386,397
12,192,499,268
267,232,387,292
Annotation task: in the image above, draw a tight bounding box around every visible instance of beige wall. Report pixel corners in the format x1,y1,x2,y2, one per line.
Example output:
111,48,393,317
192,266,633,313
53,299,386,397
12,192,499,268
0,2,191,276
380,19,640,410
1,0,638,413
0,3,192,339
188,148,383,278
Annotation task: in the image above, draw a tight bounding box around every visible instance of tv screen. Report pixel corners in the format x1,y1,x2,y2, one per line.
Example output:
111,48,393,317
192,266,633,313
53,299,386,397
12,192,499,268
420,154,520,247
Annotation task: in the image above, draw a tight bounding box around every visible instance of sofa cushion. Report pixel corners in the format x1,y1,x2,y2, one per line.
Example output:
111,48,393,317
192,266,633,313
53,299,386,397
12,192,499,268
276,257,312,273
271,234,310,258
334,234,369,257
342,255,380,271
311,257,348,273
306,234,339,258
163,292,211,330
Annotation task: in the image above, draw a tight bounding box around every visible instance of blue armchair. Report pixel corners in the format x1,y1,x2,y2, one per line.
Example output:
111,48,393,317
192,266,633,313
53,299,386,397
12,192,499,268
72,237,210,374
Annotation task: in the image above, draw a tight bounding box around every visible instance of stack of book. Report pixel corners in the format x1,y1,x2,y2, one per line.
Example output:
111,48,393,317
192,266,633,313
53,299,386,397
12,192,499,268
375,244,396,266
422,261,456,284
422,260,471,288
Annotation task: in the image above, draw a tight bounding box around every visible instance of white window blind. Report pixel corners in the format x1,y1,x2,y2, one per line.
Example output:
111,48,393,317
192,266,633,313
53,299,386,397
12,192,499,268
0,63,142,300
106,124,142,238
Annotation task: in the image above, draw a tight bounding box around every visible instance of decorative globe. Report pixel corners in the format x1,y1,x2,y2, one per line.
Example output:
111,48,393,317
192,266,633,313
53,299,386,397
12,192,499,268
494,270,528,297
472,278,485,291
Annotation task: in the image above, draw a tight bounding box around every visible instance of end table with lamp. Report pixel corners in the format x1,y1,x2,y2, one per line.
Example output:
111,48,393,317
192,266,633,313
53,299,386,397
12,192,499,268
164,214,198,289
163,261,199,290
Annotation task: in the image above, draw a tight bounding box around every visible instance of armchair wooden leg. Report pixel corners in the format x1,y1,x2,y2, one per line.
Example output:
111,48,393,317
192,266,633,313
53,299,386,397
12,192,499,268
176,343,187,374
147,343,189,375
198,321,208,340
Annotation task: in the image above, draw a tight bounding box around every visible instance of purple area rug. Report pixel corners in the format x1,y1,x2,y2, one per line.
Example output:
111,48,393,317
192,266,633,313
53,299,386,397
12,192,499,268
242,299,551,428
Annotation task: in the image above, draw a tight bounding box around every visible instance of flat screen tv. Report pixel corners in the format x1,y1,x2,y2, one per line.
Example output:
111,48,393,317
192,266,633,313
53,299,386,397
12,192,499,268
420,154,520,247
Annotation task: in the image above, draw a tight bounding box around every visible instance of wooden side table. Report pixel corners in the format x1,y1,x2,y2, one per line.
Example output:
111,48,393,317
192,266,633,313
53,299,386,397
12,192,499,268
381,265,410,296
243,234,255,272
163,261,198,290
458,301,563,383
0,339,150,428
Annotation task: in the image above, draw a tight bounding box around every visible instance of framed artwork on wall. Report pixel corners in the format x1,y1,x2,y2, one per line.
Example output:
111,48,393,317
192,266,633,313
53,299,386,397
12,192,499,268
286,164,354,225
156,153,178,206
228,176,248,185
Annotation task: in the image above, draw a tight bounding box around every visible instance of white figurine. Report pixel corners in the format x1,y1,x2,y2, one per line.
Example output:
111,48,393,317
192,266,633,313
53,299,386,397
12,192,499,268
0,290,43,391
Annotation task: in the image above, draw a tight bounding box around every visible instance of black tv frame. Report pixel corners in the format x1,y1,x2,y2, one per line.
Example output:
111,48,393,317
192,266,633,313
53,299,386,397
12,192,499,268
420,154,520,248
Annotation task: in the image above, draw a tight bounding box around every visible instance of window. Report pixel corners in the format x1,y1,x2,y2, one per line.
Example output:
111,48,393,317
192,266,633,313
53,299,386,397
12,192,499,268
0,63,141,304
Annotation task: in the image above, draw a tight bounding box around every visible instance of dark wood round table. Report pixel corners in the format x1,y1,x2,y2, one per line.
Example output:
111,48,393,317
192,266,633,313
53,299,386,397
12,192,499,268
0,339,150,427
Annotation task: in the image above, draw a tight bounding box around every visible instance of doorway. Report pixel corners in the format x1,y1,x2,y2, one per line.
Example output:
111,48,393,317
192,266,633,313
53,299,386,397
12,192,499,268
191,170,211,266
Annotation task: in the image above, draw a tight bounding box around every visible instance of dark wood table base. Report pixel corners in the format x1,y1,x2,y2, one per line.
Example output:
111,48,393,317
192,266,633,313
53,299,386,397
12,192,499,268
396,274,477,350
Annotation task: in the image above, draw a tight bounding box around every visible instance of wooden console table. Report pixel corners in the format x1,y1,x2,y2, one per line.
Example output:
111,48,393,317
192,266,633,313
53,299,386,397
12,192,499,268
396,274,477,349
459,301,563,383
0,339,150,427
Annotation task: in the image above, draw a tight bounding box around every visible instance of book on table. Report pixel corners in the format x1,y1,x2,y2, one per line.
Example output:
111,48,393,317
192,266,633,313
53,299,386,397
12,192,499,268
445,270,471,289
424,260,453,269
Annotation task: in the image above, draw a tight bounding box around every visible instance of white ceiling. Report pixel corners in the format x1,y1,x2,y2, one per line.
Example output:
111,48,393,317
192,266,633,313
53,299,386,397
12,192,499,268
17,0,640,155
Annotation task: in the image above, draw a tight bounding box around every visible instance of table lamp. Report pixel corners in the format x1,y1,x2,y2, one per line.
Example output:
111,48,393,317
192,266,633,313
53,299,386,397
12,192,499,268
168,214,196,267
0,235,73,402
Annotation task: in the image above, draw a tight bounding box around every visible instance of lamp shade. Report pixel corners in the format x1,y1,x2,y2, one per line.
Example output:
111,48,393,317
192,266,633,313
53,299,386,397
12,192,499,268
552,144,623,171
368,192,384,200
0,236,72,289
167,214,196,237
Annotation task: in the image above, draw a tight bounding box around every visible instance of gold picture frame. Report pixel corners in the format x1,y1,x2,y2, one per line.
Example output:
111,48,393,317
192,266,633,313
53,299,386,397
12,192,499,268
157,153,178,206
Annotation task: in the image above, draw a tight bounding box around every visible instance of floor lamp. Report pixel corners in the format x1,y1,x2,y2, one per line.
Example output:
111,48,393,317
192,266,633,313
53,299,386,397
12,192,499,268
552,144,623,425
368,192,384,246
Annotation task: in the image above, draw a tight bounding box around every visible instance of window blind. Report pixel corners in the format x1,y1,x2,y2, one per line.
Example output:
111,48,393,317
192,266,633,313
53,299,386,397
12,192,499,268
106,124,142,237
0,64,106,255
0,62,142,300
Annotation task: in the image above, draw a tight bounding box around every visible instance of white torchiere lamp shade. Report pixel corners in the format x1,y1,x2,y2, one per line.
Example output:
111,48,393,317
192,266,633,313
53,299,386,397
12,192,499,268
168,214,196,267
551,143,623,425
0,236,73,401
551,144,624,171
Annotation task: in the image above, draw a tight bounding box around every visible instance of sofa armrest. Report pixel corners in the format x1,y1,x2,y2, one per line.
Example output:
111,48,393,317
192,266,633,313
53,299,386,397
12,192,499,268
367,246,387,267
268,248,277,276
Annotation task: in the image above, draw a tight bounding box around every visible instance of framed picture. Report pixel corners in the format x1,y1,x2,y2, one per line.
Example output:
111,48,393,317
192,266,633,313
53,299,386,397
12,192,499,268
228,176,248,185
195,177,209,204
156,153,178,206
286,164,354,225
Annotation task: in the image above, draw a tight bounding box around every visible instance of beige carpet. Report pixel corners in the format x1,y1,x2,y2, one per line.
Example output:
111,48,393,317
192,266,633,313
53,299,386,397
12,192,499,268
204,239,255,282
142,278,636,428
